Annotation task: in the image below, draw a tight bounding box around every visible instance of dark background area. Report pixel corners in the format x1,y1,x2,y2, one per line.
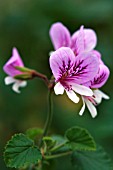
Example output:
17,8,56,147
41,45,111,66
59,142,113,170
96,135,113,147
0,0,113,169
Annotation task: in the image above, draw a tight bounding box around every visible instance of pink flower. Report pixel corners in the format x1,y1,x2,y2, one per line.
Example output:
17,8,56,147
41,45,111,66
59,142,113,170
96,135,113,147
49,47,99,103
50,22,110,118
79,60,110,118
50,22,97,55
3,48,27,93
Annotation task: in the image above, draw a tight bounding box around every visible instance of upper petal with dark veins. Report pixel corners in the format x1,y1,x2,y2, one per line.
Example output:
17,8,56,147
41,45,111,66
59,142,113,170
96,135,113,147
64,52,99,84
91,63,110,88
49,47,75,81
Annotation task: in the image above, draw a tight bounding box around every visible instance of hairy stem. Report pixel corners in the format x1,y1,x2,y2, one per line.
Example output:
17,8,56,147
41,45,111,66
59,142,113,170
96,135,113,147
32,71,49,87
43,90,53,136
44,151,72,160
39,90,53,147
50,141,68,152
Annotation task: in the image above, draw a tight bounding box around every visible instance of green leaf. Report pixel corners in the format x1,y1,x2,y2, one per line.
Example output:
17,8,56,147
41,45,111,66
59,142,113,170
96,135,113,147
4,133,42,168
71,145,113,170
43,136,56,150
65,126,96,151
52,135,67,145
26,127,43,140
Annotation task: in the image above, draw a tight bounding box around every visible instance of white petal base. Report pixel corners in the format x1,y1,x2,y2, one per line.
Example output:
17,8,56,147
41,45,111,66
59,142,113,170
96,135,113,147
4,76,15,85
66,90,79,103
54,82,64,95
94,89,109,104
4,76,27,93
79,97,86,116
85,98,97,118
72,83,93,96
12,81,27,93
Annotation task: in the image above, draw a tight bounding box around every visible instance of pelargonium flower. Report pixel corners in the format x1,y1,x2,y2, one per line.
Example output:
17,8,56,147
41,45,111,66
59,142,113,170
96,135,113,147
79,60,110,118
49,47,99,103
3,48,27,93
50,22,97,55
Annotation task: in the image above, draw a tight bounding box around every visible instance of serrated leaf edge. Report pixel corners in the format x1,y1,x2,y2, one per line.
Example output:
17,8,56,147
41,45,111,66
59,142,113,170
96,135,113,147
4,133,42,168
65,126,96,151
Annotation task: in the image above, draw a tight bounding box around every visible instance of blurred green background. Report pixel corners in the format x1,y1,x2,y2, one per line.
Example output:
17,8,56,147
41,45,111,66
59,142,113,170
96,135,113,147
0,0,113,169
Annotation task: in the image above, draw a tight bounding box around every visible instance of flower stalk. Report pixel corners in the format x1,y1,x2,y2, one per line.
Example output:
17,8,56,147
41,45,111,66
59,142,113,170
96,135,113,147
50,141,67,152
39,89,53,147
44,151,72,160
43,89,53,136
32,70,49,87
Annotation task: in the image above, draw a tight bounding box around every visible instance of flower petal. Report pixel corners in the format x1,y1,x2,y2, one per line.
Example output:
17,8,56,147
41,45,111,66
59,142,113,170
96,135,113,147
72,83,93,96
72,27,97,53
71,25,85,55
3,47,24,77
66,90,79,103
49,22,71,50
92,50,101,60
54,82,64,95
85,98,97,118
93,89,102,104
82,81,91,88
12,81,27,93
12,82,21,93
94,89,109,104
67,51,99,84
83,29,97,51
91,63,110,88
73,84,93,96
49,47,75,81
97,90,110,100
49,51,54,56
4,76,16,85
79,97,86,116
19,81,27,87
